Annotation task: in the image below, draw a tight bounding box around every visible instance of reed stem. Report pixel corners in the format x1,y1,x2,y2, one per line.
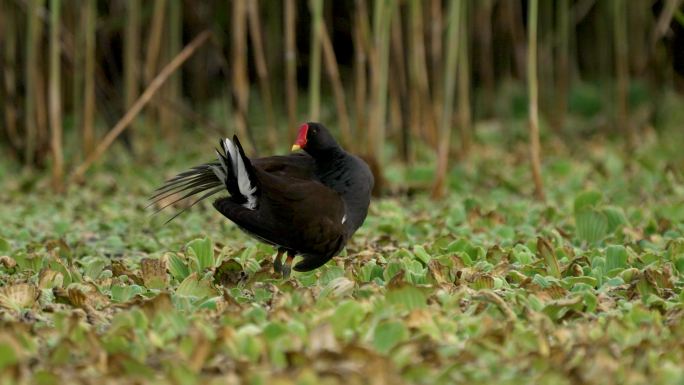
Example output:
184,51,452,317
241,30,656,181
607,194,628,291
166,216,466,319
431,0,461,199
308,0,324,121
83,0,96,157
49,0,64,191
527,0,545,200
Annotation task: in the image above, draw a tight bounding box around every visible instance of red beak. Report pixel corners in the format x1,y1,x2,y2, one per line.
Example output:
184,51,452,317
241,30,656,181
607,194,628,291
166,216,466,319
292,123,308,151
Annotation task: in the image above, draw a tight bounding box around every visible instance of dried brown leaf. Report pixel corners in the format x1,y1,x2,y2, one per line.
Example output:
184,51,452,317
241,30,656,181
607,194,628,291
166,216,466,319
38,269,64,289
308,323,340,355
140,257,168,289
427,259,448,284
0,256,16,269
67,284,110,309
387,270,406,289
474,290,517,322
0,283,39,310
111,260,144,285
470,273,494,290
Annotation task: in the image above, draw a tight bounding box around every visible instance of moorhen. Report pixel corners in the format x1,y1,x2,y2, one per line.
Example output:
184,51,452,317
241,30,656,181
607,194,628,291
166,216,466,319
151,122,374,277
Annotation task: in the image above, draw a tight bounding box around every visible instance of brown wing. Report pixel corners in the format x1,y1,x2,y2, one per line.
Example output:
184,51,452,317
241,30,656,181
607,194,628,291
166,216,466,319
213,167,346,265
252,153,315,180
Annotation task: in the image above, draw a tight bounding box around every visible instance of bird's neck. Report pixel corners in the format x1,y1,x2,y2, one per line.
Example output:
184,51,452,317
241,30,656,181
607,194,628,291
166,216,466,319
310,146,346,165
313,149,349,179
313,152,371,233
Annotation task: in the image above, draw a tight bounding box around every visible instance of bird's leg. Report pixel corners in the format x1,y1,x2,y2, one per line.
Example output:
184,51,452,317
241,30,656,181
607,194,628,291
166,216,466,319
281,252,295,279
273,248,285,274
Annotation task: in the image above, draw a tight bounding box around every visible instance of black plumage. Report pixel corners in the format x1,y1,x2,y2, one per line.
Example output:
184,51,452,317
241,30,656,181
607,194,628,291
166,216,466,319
151,122,374,276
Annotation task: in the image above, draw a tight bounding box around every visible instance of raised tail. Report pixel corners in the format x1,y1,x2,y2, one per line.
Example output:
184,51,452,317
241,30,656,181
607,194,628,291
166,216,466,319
149,135,258,222
212,136,259,209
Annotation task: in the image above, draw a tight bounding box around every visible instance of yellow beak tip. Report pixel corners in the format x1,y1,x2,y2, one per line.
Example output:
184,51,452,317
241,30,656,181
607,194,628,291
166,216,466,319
291,144,301,152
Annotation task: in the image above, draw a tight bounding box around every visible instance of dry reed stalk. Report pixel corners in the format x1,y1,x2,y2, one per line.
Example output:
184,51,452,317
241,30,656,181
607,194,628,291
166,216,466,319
320,22,352,148
388,76,403,148
369,0,395,166
71,5,84,147
3,2,20,150
431,0,461,199
527,0,545,200
408,0,436,147
231,0,253,153
247,0,278,150
25,0,44,166
653,0,681,44
390,4,410,162
144,0,167,140
28,1,49,161
614,0,634,149
82,0,96,157
145,0,167,84
573,0,597,25
153,96,225,136
554,0,569,133
36,64,49,162
308,0,324,121
124,0,140,148
475,0,494,117
429,0,443,102
538,1,555,121
49,0,64,191
457,0,471,157
35,0,48,163
70,30,211,182
353,0,371,150
284,0,298,137
159,0,182,139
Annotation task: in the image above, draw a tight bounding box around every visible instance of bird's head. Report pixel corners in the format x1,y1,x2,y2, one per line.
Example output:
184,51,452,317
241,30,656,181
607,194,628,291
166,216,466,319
291,122,340,156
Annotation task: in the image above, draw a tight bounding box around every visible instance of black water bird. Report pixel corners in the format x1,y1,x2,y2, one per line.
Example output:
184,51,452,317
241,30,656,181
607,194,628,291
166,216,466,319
151,122,374,277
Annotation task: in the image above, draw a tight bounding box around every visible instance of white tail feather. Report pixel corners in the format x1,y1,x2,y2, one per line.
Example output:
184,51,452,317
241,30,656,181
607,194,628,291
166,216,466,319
215,138,257,209
224,138,237,170
211,150,227,184
209,164,226,184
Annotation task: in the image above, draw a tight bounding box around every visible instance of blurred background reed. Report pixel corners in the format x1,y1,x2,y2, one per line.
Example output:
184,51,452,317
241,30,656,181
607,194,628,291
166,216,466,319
1,0,683,196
